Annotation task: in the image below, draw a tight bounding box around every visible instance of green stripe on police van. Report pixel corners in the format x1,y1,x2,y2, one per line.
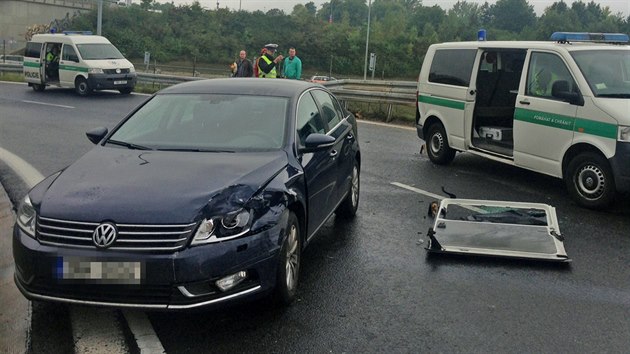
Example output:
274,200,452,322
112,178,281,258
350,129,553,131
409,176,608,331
514,108,617,139
59,65,88,72
418,95,465,110
23,61,41,68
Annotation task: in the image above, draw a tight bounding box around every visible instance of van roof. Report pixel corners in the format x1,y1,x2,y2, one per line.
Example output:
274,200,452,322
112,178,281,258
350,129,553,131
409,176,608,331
432,41,629,52
30,34,111,45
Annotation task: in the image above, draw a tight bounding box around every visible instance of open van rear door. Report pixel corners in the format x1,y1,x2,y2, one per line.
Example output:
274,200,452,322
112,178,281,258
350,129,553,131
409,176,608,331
426,199,570,262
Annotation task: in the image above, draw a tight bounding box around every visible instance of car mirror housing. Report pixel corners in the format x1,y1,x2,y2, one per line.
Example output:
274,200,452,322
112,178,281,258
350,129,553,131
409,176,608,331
300,133,335,153
86,127,108,144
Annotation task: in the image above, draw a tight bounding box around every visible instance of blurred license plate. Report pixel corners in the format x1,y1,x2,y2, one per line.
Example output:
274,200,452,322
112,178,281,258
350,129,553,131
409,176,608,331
58,257,142,284
114,80,127,85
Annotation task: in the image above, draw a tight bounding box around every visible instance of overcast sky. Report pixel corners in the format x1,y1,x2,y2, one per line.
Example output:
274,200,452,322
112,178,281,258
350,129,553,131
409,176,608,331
161,0,629,16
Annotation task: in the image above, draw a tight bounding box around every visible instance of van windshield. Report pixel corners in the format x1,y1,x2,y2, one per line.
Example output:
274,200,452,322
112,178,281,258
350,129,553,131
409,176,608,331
76,43,125,60
571,50,630,98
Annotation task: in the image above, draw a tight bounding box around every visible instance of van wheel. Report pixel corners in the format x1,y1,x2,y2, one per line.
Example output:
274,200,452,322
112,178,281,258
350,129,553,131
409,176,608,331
32,84,45,92
565,152,615,209
75,77,91,96
426,123,455,165
119,88,133,95
273,212,300,306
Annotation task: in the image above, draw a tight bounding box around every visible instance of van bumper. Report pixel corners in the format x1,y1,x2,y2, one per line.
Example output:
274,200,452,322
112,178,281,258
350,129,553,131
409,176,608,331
87,73,137,90
610,142,630,193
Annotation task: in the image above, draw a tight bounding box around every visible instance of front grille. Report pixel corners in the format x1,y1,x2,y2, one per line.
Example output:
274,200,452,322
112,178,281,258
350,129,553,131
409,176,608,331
37,216,196,252
103,68,130,74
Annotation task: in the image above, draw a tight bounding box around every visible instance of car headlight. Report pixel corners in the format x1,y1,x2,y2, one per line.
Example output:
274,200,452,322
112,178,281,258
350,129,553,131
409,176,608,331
88,68,103,74
191,209,252,246
17,195,37,238
618,126,630,142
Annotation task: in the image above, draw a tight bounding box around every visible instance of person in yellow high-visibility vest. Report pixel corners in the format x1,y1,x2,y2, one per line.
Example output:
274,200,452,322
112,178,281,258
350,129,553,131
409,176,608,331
258,43,283,78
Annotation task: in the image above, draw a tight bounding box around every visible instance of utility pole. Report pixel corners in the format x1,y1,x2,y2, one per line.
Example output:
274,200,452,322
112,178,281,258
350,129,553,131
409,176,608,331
363,0,371,81
97,0,103,35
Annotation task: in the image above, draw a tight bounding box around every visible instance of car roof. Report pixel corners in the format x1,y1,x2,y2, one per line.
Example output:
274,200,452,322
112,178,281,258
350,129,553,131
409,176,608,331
159,78,325,98
433,40,630,52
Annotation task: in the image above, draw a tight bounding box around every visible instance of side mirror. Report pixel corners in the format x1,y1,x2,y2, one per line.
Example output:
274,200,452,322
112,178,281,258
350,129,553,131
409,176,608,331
300,133,335,153
552,80,584,106
86,127,108,144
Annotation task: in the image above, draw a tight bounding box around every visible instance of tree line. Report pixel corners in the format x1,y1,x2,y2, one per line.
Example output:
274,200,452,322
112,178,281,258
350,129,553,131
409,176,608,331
67,0,630,79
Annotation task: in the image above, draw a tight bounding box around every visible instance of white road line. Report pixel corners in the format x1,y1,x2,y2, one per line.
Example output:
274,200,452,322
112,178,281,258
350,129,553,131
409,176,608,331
390,182,484,212
123,310,166,354
21,100,74,109
0,147,45,188
357,119,415,131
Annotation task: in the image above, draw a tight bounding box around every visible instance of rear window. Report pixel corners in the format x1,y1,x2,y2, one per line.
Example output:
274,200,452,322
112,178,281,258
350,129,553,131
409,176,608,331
25,42,42,58
429,49,477,87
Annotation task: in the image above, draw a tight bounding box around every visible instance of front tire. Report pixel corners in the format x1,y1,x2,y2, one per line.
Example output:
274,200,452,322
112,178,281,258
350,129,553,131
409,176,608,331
273,212,301,305
32,83,45,92
335,160,360,218
119,87,133,95
426,122,455,165
565,152,615,209
75,77,91,96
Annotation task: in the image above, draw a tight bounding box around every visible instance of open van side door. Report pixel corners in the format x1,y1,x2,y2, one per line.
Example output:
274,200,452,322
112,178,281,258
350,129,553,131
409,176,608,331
23,42,44,85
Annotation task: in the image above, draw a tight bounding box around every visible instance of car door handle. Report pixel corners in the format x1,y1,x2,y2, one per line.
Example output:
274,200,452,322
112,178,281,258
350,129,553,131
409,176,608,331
329,149,338,157
346,132,354,140
519,100,530,105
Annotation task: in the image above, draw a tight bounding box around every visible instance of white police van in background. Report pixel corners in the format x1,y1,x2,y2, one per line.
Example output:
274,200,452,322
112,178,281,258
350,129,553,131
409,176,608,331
23,31,136,96
416,32,630,209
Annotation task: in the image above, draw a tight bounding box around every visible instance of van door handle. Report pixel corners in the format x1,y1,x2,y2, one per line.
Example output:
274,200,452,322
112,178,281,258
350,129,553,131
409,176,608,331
469,90,476,95
519,100,530,105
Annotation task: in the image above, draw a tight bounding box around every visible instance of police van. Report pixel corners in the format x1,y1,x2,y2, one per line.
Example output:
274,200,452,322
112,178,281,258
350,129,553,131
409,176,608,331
23,32,136,95
416,32,630,209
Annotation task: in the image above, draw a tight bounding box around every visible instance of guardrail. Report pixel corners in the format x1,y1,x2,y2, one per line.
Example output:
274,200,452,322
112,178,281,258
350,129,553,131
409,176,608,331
1,63,417,120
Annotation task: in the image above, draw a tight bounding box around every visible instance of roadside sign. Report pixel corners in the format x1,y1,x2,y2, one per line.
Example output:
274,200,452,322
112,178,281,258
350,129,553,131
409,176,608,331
143,51,150,65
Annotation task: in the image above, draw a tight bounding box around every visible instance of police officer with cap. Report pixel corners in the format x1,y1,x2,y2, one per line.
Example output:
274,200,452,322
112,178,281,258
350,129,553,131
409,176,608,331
258,43,284,78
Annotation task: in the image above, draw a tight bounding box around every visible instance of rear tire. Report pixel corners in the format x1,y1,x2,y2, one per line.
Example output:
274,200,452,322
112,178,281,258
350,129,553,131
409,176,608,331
335,160,360,219
32,83,45,92
564,152,615,209
426,122,455,165
273,212,300,305
75,77,91,96
119,87,133,95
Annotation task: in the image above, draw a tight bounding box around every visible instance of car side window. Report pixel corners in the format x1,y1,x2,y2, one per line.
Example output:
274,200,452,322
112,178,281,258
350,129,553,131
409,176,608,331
526,52,577,100
62,45,78,62
296,92,326,146
311,90,342,130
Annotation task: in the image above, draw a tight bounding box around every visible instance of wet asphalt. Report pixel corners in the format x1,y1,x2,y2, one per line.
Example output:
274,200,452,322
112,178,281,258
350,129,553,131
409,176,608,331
0,83,629,352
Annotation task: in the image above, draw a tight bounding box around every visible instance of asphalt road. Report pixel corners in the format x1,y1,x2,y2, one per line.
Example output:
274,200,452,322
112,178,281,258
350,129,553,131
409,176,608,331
1,82,629,353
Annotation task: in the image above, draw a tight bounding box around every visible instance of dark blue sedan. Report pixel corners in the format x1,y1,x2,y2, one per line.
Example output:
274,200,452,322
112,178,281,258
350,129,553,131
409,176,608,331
13,78,360,309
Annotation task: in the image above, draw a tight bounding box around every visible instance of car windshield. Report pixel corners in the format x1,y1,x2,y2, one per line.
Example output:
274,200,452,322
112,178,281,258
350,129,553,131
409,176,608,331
571,49,630,98
108,94,288,151
76,43,125,60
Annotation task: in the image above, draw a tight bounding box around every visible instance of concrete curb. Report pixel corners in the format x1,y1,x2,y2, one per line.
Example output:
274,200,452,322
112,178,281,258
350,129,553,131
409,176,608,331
0,183,30,354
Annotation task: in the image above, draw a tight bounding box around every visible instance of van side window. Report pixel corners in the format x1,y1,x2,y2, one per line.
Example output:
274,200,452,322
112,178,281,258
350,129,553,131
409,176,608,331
526,52,577,100
25,42,41,58
429,49,476,87
62,45,79,62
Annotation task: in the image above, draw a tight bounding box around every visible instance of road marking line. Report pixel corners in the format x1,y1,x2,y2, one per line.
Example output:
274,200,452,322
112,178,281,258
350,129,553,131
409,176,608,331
390,182,484,212
123,310,166,354
357,119,415,131
0,147,45,188
22,100,74,109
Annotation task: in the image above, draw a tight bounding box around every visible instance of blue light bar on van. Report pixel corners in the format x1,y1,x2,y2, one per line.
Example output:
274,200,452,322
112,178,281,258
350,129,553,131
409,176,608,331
550,32,629,43
63,31,93,35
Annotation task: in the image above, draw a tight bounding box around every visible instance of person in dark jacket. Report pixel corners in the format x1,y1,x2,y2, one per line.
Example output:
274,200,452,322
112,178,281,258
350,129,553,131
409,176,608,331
257,44,283,78
234,50,253,77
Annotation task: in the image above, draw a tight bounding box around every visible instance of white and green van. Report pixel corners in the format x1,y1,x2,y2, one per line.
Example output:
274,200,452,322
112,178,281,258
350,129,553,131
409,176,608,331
24,32,136,95
416,32,630,209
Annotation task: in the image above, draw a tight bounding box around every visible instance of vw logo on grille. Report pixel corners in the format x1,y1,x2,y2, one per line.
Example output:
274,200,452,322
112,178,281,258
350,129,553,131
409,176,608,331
115,68,121,74
93,223,118,248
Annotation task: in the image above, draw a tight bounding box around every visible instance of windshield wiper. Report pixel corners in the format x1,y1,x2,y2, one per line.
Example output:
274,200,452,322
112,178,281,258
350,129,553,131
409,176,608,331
156,148,235,153
597,93,630,98
106,139,153,150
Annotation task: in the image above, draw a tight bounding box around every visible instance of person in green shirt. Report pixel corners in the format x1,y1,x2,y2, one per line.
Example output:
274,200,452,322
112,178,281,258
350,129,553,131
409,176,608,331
283,47,302,80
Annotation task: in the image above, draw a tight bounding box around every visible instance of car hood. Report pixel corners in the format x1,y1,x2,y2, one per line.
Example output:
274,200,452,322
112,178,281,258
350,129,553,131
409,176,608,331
591,97,630,125
38,147,288,224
